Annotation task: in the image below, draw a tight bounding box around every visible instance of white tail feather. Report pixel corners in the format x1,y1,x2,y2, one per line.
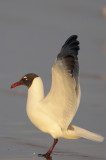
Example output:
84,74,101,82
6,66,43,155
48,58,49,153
61,124,104,142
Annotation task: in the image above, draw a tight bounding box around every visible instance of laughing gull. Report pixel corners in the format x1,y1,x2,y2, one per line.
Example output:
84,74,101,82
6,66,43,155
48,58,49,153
11,35,104,158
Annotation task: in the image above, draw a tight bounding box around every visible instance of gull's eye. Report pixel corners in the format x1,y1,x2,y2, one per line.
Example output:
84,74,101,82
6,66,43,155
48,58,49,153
23,76,28,81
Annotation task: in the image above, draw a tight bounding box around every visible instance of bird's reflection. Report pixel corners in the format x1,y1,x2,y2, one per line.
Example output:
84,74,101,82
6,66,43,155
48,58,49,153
46,156,52,160
45,156,52,160
39,155,52,160
33,153,52,160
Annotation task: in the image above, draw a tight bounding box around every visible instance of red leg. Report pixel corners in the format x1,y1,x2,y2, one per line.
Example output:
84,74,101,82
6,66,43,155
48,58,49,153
39,139,58,158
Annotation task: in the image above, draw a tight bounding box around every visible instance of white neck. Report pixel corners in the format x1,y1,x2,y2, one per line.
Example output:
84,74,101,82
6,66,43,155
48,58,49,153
27,77,44,106
26,77,44,125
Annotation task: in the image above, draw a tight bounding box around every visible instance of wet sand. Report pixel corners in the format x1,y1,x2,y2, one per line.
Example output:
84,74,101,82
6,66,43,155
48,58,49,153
0,0,106,160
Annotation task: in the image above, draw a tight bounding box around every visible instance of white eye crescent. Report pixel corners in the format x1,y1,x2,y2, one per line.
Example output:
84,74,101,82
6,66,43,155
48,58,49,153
23,76,28,80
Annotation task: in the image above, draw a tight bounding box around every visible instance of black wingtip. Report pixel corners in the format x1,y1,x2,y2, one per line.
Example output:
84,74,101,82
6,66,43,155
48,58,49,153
57,35,80,59
64,35,78,46
62,35,80,50
57,35,79,79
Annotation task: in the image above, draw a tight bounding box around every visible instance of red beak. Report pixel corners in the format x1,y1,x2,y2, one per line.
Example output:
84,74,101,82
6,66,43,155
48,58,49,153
11,81,23,88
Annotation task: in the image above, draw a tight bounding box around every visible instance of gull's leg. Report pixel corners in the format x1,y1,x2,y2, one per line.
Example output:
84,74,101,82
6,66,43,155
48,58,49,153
39,139,58,158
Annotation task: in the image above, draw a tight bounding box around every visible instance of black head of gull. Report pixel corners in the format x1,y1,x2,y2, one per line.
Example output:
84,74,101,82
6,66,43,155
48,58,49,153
11,73,38,88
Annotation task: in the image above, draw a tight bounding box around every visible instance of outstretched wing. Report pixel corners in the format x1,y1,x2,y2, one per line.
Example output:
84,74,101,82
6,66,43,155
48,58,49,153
43,35,81,130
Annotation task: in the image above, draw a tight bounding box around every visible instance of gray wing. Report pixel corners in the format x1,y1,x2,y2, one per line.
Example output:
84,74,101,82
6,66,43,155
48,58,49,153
43,35,81,130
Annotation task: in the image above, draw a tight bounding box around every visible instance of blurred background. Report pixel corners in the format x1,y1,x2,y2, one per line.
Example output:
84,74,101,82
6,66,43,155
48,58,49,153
0,0,106,160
